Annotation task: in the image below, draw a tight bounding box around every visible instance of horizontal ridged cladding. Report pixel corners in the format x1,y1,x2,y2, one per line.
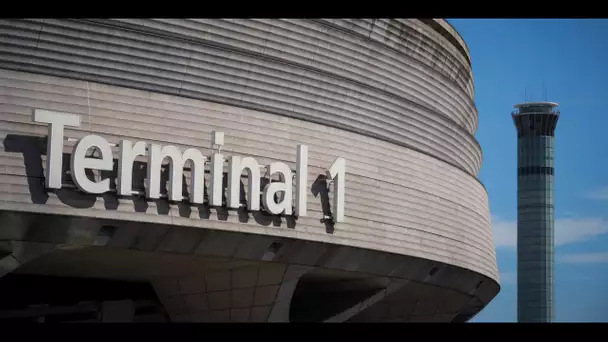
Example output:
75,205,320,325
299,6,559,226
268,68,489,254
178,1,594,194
317,19,474,110
0,18,482,176
109,18,478,136
428,19,472,66
0,69,498,281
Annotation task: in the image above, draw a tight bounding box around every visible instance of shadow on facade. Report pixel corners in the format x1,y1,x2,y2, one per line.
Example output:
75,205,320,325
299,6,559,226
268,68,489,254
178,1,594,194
311,175,335,234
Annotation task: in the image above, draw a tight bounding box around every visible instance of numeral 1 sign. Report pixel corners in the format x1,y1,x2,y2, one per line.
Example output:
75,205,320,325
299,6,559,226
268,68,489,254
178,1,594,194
326,157,346,223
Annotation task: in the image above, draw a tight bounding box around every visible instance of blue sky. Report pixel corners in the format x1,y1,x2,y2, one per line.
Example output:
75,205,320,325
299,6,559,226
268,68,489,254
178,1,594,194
449,19,608,322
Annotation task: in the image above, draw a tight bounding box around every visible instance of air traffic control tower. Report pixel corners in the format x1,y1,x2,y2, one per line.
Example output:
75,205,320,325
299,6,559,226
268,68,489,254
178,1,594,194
512,101,560,323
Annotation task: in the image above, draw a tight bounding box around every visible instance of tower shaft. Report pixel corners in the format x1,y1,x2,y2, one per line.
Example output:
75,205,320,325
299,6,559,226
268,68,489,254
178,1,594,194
512,102,559,323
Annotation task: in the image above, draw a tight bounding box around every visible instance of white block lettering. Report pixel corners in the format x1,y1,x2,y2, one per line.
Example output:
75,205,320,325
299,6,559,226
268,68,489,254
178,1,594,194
32,109,80,189
70,135,113,193
117,140,146,196
263,162,293,215
326,157,346,223
147,144,206,203
227,156,260,210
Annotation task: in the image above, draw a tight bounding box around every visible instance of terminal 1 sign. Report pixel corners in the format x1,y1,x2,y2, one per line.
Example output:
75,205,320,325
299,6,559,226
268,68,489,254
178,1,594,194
33,109,346,223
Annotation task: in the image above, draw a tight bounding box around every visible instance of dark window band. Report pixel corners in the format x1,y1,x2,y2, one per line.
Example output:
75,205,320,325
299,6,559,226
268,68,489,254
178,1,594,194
518,166,554,176
513,114,559,137
517,205,555,209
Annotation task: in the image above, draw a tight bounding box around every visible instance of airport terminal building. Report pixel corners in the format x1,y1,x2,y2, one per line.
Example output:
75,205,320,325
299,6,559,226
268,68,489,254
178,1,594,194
0,19,499,322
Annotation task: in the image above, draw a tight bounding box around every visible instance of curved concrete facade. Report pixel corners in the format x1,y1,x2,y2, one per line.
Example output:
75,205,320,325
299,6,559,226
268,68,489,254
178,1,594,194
0,19,499,322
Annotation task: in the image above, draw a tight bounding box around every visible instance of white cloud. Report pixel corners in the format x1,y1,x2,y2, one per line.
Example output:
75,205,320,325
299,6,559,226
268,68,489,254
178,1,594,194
555,218,608,245
584,186,608,200
492,218,518,248
559,252,608,264
492,216,608,248
499,271,516,285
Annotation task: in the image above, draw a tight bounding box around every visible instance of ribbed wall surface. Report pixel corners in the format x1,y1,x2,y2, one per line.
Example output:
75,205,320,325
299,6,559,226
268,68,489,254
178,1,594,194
0,18,481,176
0,19,498,283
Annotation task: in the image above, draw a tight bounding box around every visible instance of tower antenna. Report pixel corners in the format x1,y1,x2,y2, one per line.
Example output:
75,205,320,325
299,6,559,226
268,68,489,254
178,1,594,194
542,80,546,101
